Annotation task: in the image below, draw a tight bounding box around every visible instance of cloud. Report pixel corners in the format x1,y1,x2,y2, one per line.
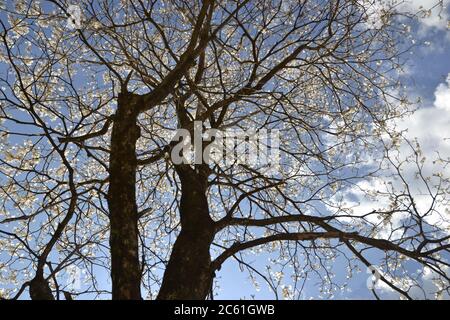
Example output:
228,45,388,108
329,71,450,235
401,0,450,30
399,74,450,159
370,75,450,232
435,75,450,111
396,74,450,229
328,74,450,299
364,0,449,31
376,266,450,299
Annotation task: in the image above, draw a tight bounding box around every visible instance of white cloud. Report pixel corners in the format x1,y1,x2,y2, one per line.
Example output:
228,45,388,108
382,75,450,231
364,0,450,30
435,75,450,111
401,0,450,30
330,71,450,234
328,74,450,299
399,74,450,159
376,266,450,299
396,74,450,229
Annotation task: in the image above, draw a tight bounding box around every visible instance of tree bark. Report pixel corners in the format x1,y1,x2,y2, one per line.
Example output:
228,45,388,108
157,166,215,300
108,92,142,300
29,271,54,300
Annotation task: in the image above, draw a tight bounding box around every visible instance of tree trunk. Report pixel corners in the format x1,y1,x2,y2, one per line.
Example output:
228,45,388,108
29,271,54,300
107,92,142,300
157,166,215,300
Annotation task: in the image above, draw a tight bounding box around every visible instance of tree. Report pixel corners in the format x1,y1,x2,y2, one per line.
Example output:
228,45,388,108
0,0,449,300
